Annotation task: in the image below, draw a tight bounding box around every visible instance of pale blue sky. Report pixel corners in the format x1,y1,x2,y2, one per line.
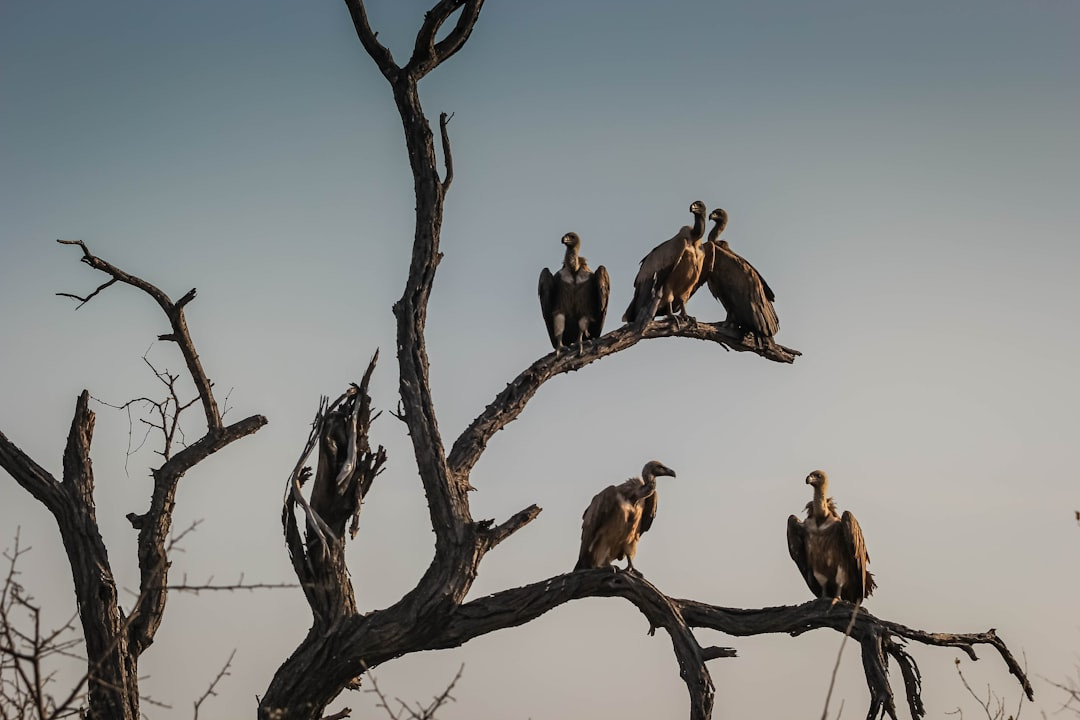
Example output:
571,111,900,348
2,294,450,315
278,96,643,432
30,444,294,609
2,2,1079,717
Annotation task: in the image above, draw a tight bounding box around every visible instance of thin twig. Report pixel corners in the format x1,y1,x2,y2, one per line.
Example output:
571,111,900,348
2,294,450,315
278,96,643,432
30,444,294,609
192,649,235,720
821,600,861,720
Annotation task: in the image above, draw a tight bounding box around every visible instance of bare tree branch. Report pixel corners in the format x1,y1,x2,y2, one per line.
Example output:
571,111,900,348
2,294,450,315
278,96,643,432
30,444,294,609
438,112,454,193
822,600,862,720
192,649,235,720
342,0,398,79
406,0,484,79
1,242,267,719
365,664,464,720
56,238,223,433
447,318,800,479
259,5,1019,720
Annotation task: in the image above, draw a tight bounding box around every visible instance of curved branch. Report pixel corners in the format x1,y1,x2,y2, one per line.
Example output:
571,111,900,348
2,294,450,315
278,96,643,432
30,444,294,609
431,573,1029,720
448,320,801,477
56,239,223,434
408,0,484,78
343,0,398,80
126,412,267,655
433,570,716,719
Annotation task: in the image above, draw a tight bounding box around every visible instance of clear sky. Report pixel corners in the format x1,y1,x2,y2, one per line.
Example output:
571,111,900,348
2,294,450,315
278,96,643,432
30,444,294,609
2,1,1078,717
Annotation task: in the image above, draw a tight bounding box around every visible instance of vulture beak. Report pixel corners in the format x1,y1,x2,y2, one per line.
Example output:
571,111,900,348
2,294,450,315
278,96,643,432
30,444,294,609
661,466,676,478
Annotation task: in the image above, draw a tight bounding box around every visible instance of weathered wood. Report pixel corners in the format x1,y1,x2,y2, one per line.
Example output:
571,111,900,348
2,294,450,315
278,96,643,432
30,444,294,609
447,318,800,479
1,243,266,719
259,4,1028,720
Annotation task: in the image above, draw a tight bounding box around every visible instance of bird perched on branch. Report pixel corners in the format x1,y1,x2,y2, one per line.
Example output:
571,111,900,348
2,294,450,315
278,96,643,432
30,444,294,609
697,208,779,345
787,470,876,604
538,232,610,354
622,201,708,326
575,460,676,573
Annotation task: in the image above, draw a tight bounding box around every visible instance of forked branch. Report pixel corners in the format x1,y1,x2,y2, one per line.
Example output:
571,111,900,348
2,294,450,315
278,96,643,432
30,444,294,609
2,242,266,719
56,238,223,433
282,353,387,626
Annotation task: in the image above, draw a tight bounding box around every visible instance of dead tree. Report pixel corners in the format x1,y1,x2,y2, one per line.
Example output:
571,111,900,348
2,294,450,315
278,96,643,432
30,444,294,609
0,241,267,720
260,2,1032,719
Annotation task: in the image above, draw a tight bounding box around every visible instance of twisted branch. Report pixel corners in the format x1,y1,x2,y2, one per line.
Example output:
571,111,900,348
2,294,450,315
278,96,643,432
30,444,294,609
56,239,223,433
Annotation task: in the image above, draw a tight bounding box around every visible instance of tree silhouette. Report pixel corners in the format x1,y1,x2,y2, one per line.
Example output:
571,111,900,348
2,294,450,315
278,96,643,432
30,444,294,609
0,3,1035,720
258,2,1032,719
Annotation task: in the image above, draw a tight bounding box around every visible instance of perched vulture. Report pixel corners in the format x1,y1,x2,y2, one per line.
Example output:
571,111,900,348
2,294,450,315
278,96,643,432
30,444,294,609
575,460,676,572
622,201,708,326
787,470,876,604
697,208,779,343
538,232,610,353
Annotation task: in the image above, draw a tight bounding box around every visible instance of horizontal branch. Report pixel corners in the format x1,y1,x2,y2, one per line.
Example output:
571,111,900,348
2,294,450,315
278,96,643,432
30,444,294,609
423,571,1029,720
447,319,800,477
430,571,717,719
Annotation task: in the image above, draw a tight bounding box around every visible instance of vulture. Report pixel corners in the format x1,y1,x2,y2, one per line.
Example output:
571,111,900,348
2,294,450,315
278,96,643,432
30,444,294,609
622,201,708,326
787,470,876,604
575,460,676,572
697,208,779,343
538,232,610,354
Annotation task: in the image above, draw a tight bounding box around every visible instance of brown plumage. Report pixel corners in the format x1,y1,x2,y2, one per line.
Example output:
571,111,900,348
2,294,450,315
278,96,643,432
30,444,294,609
697,208,779,342
575,460,676,572
622,201,708,326
787,470,876,604
538,233,610,353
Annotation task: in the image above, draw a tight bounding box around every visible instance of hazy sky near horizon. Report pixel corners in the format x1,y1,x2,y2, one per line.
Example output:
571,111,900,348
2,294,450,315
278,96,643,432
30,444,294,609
2,1,1079,718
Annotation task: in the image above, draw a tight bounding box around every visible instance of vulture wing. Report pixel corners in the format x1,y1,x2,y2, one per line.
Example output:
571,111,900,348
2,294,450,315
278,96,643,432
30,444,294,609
707,246,779,337
633,231,689,287
589,265,610,340
638,488,658,536
537,267,559,349
787,514,821,598
840,510,876,600
575,485,621,570
623,231,690,322
748,258,776,302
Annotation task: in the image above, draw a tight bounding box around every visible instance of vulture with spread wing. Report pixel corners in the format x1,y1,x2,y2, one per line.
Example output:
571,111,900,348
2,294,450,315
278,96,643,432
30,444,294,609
698,208,779,343
575,460,676,572
787,470,876,604
622,201,708,326
538,232,610,354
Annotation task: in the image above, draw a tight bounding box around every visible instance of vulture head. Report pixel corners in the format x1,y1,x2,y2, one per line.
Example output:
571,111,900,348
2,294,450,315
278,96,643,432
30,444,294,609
689,200,707,217
709,208,728,231
805,469,828,489
561,232,581,250
642,460,677,481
